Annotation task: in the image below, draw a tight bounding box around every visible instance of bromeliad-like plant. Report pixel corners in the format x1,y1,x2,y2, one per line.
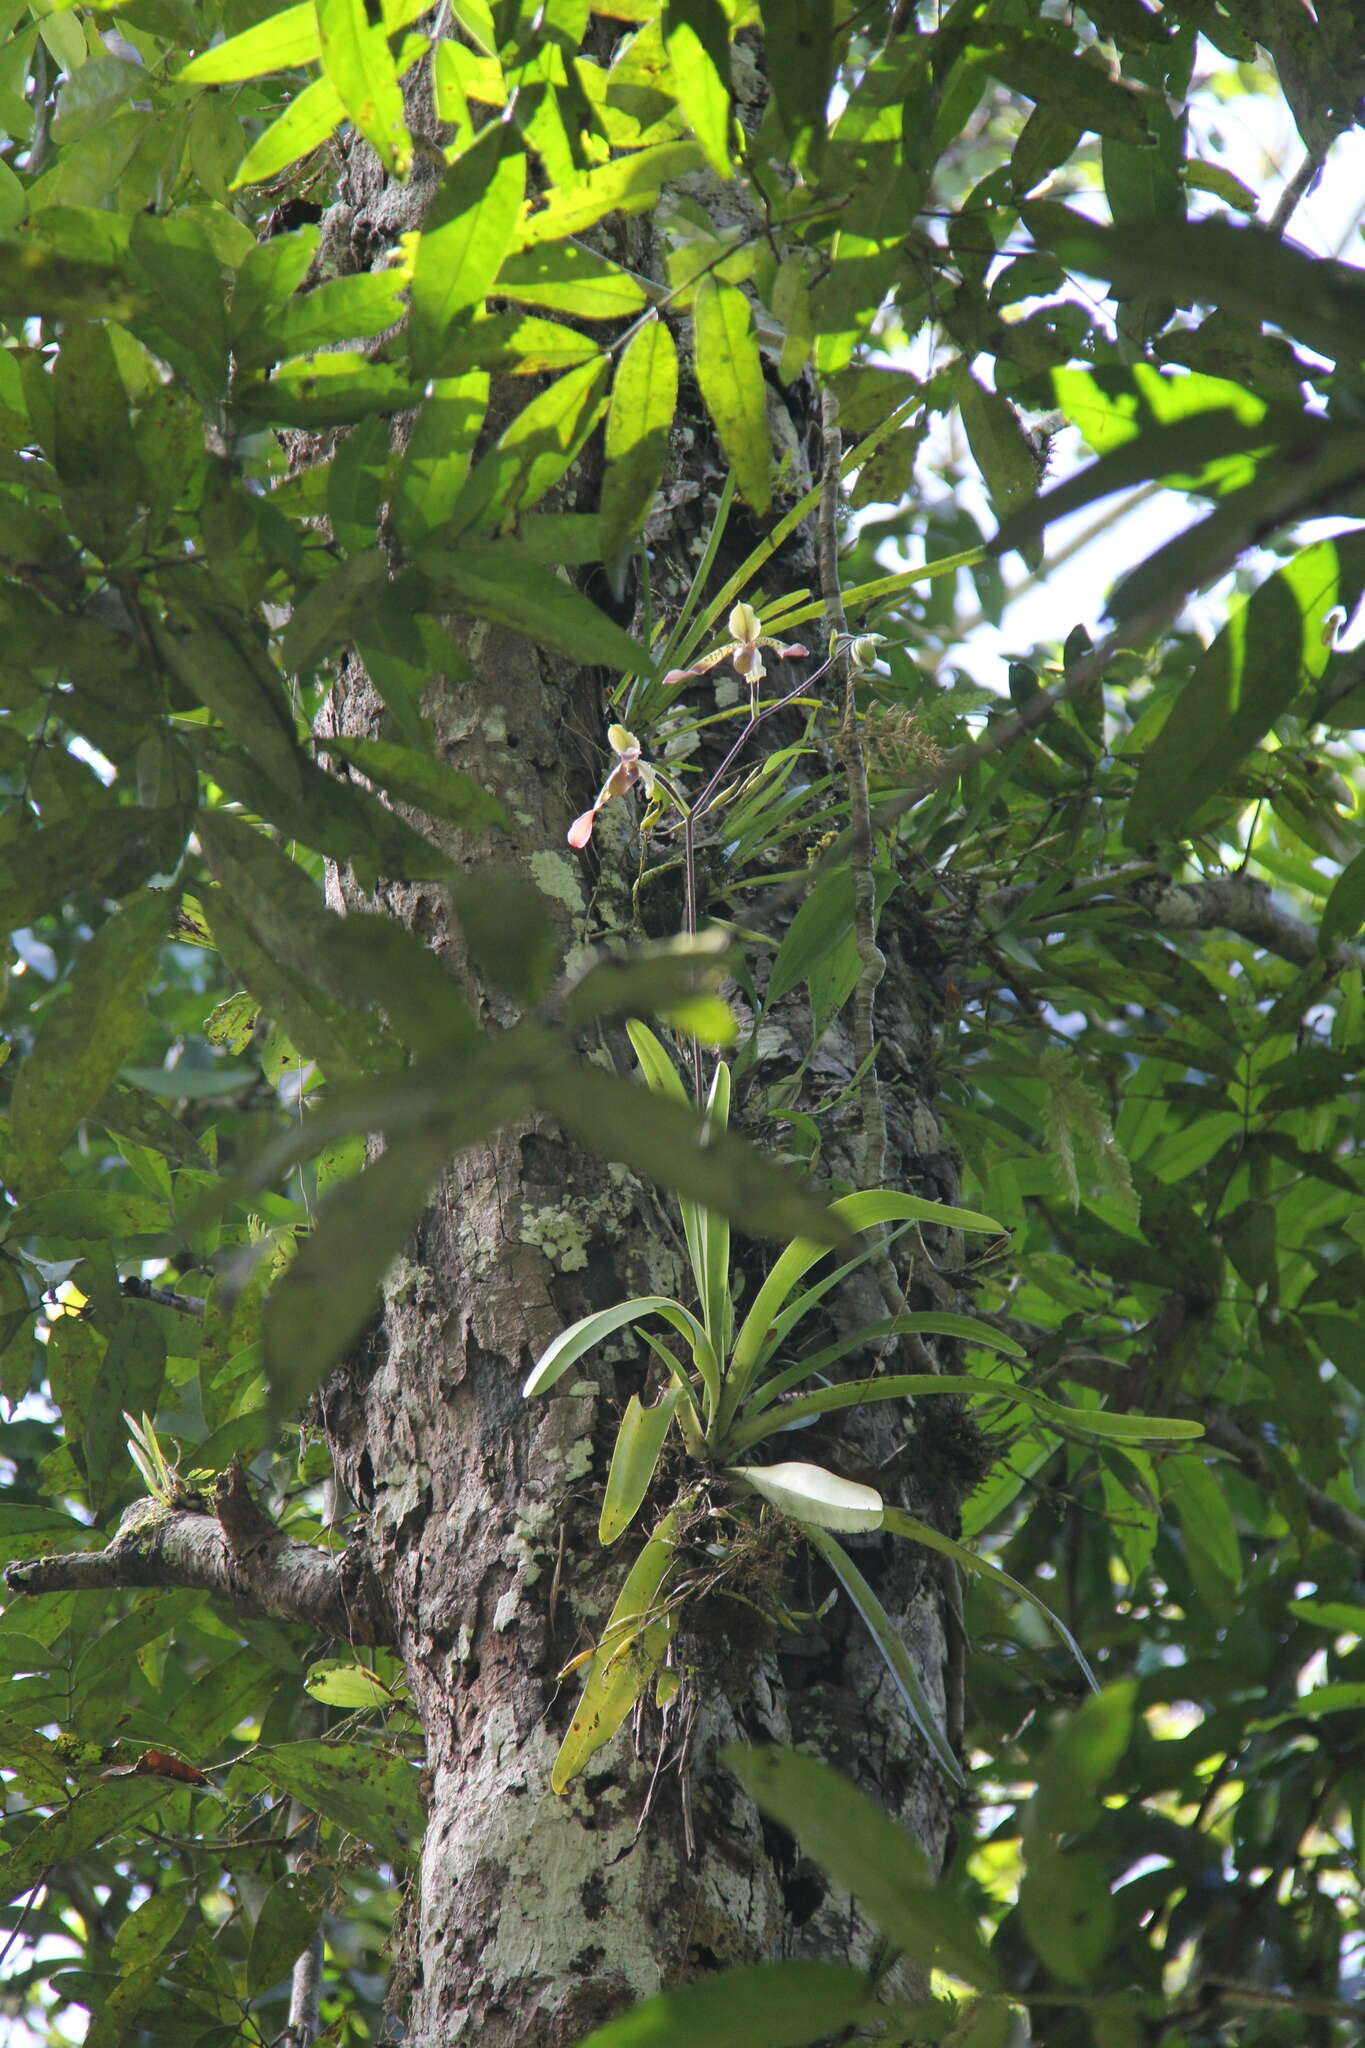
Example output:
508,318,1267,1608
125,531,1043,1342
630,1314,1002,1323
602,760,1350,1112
525,1023,1203,1793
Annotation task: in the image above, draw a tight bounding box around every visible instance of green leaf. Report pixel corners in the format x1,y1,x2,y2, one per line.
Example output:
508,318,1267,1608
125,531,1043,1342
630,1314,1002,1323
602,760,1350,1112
881,1508,1098,1692
724,1746,993,1979
246,1870,330,1996
49,322,140,557
419,539,648,672
1322,846,1365,954
319,735,509,833
552,1505,684,1793
728,1459,884,1532
802,1529,965,1790
1025,204,1365,367
665,0,733,176
1019,1846,1113,1985
236,1741,423,1865
452,355,610,525
231,73,346,188
957,366,1039,563
729,1191,1006,1388
694,278,770,515
128,212,230,401
237,268,408,372
0,1781,174,1906
496,243,650,321
236,350,425,427
976,30,1151,145
601,319,678,596
391,370,489,541
600,1386,685,1544
317,0,411,178
570,1960,872,2048
9,890,169,1194
759,0,835,159
523,1296,713,1400
1124,537,1358,847
736,1371,1202,1452
80,1314,166,1514
179,3,321,84
263,1124,461,1416
153,612,302,797
304,1659,401,1710
565,933,736,1034
519,141,704,243
409,128,526,376
534,1064,842,1248
1029,1682,1137,1836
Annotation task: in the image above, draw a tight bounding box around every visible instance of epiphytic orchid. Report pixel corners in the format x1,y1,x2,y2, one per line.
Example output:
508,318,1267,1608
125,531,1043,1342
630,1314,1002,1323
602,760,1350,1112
567,723,657,848
662,602,808,711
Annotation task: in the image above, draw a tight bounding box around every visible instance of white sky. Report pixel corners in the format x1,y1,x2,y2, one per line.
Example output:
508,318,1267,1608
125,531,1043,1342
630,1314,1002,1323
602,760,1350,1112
934,73,1365,681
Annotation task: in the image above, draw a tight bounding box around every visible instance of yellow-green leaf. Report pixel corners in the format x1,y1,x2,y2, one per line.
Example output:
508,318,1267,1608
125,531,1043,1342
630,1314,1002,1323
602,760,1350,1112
694,277,770,515
601,318,678,593
599,1386,684,1544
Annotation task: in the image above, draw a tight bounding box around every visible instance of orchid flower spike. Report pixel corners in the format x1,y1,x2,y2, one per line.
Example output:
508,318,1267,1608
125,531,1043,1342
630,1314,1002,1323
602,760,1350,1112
567,723,657,849
662,602,808,707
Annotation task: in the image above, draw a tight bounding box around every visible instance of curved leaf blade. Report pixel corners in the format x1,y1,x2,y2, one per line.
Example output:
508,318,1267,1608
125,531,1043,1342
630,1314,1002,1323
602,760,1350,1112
599,1387,684,1546
882,1507,1099,1693
523,1296,698,1399
797,1532,967,1792
728,1460,883,1532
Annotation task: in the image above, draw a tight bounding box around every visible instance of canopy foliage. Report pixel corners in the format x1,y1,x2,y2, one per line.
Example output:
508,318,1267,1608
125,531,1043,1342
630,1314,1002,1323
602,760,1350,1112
1,0,1364,2043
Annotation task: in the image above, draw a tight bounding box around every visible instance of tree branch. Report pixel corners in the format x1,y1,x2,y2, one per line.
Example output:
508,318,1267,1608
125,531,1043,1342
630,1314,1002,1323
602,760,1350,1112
3,1463,394,1646
981,866,1360,974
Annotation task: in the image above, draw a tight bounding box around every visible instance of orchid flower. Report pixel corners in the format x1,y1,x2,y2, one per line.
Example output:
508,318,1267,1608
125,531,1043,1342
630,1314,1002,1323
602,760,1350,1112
567,723,658,849
662,603,808,709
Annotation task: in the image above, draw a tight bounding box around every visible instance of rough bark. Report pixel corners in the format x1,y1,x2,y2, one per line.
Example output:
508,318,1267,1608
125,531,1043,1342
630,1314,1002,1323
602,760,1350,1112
281,40,975,2048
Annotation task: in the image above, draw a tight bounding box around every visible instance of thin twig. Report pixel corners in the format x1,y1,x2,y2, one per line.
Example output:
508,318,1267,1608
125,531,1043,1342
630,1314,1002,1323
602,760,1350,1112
1266,149,1325,238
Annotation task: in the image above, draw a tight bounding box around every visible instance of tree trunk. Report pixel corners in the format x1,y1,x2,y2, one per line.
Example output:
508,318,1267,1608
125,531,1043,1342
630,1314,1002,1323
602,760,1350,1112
309,62,975,2048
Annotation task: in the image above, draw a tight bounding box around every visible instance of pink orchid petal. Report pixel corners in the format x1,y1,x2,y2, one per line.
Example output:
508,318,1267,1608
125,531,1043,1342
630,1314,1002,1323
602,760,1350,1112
567,808,598,849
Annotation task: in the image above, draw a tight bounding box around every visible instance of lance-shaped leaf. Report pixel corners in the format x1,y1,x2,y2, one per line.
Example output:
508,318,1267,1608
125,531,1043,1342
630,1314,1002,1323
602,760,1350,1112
523,1296,717,1409
743,1309,1027,1421
601,319,678,597
759,0,835,160
725,1747,993,1975
571,1960,872,2048
519,141,703,243
409,129,526,376
727,1460,884,1532
599,1386,686,1545
10,889,169,1194
264,1123,470,1416
733,1372,1203,1454
495,244,649,322
534,1063,843,1248
729,1190,1006,1392
180,2,320,82
317,0,411,179
882,1507,1099,1693
419,539,648,672
319,734,509,834
551,1505,684,1793
153,614,302,796
802,1528,966,1790
1124,536,1363,848
450,355,610,526
665,0,733,176
232,74,346,189
694,278,770,515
